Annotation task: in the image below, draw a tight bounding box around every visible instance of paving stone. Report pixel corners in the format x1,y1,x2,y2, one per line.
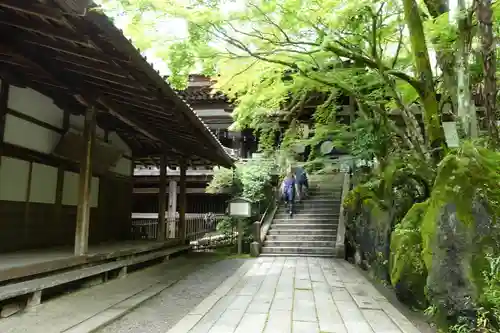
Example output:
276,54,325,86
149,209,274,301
247,299,272,314
362,309,401,333
345,284,381,310
293,289,317,322
335,300,373,333
235,313,268,333
295,278,312,290
378,300,421,333
331,287,353,301
293,320,320,333
270,297,293,311
264,310,292,333
207,309,246,333
228,295,253,310
313,282,346,333
163,258,422,333
189,295,236,332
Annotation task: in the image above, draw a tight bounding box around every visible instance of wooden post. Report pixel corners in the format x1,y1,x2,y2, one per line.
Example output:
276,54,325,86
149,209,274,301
74,107,96,256
167,179,177,238
178,160,187,243
237,218,243,255
157,154,167,241
55,111,70,227
23,162,33,247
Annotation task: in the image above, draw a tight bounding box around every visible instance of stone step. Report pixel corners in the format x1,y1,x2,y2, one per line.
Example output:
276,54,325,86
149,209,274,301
261,246,336,255
267,229,337,236
309,190,342,194
280,203,341,209
278,204,339,209
270,223,337,230
259,253,335,257
309,195,342,200
272,218,337,224
306,197,342,202
264,240,335,247
274,213,339,219
276,210,340,216
265,234,335,242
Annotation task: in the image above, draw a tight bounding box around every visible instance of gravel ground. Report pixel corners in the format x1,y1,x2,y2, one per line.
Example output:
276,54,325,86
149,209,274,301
97,255,247,333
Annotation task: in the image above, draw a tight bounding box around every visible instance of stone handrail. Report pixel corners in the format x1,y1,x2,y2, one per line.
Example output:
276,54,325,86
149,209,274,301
335,169,351,258
259,187,281,243
250,187,280,256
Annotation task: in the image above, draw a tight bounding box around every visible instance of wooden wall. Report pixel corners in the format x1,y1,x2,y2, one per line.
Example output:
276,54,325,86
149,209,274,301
0,80,134,252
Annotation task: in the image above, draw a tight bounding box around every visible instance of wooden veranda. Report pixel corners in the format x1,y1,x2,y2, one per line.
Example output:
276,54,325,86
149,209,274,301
0,0,233,314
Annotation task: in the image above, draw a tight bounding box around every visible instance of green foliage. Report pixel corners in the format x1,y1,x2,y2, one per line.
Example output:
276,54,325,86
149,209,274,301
390,201,428,308
390,201,428,286
420,142,500,274
206,166,235,194
97,0,500,330
206,158,277,203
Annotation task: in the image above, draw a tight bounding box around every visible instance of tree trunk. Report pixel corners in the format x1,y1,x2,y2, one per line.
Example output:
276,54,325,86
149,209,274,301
456,0,478,138
476,0,500,145
402,0,446,157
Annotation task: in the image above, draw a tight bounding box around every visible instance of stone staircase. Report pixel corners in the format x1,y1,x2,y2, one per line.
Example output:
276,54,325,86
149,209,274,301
261,174,344,257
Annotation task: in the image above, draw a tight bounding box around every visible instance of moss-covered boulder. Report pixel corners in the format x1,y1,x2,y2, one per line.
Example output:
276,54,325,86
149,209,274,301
426,203,477,325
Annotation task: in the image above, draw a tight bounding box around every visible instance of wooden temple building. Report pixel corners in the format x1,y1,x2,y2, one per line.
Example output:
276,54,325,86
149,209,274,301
0,0,233,315
133,75,259,218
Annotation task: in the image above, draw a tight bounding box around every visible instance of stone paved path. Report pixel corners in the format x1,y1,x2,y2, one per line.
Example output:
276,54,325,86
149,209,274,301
167,257,422,333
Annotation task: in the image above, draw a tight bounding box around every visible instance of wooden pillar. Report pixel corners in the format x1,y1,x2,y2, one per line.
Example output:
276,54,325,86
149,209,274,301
0,82,9,162
178,160,187,243
55,111,70,226
157,154,167,241
23,162,33,247
167,179,177,238
128,156,135,238
74,107,96,256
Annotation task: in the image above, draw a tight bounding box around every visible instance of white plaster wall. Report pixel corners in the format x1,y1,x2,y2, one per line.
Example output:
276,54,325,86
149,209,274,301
4,115,61,154
2,86,136,205
7,86,129,157
62,171,99,207
8,86,64,128
29,163,58,204
0,157,30,201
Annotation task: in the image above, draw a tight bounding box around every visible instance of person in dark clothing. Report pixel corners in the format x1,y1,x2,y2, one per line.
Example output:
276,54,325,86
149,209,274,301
281,172,296,217
294,166,308,202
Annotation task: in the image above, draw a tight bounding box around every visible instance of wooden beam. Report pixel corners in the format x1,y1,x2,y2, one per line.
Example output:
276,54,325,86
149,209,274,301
0,1,65,21
178,160,187,243
157,154,167,241
74,107,96,256
65,66,147,92
0,14,88,45
86,12,234,168
1,39,191,160
24,37,128,66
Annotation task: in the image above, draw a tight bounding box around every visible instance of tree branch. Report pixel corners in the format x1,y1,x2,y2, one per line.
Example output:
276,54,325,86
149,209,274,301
322,43,423,93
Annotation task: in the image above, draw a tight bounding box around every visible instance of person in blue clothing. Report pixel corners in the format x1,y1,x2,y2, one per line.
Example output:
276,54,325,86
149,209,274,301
294,165,308,202
281,171,296,217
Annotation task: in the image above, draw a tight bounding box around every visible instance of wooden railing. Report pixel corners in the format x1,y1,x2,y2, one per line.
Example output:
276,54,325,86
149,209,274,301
130,213,224,242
